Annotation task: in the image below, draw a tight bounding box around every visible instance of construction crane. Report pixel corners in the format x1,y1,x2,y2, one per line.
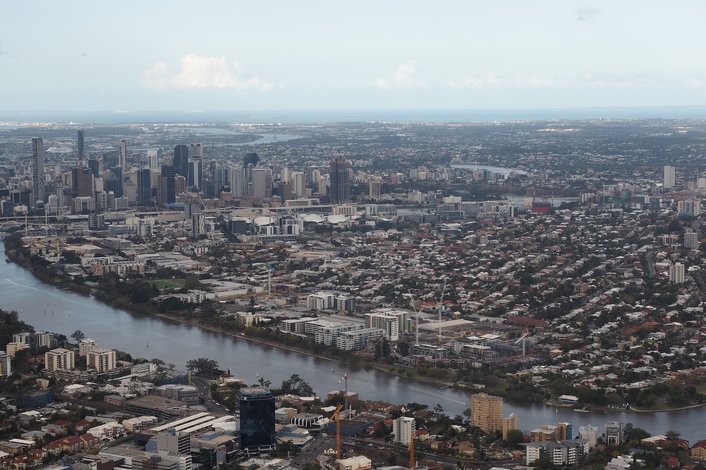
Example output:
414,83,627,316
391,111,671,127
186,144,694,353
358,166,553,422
330,404,344,459
437,279,447,344
514,329,529,357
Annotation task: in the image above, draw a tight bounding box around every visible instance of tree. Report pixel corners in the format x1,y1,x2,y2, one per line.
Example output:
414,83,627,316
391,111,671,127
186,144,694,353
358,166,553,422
276,374,315,396
506,429,524,447
398,341,410,357
272,441,300,458
71,330,85,343
186,357,220,379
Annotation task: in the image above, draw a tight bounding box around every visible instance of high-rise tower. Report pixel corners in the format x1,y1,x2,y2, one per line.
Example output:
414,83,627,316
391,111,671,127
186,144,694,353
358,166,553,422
239,387,275,454
329,154,352,203
664,165,675,189
77,129,85,160
32,137,45,207
119,140,128,172
137,169,152,205
173,144,189,179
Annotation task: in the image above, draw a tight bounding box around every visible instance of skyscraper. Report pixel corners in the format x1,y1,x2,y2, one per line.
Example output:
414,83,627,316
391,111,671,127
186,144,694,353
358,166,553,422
244,152,259,167
159,165,178,205
229,165,245,197
471,393,503,433
119,139,128,172
32,137,45,207
289,171,306,197
189,143,203,159
187,143,203,189
250,168,272,199
87,158,101,177
173,144,189,179
329,154,352,203
239,387,275,454
137,169,152,205
72,167,95,198
104,166,124,198
147,150,159,171
664,165,675,189
77,129,85,159
188,159,203,190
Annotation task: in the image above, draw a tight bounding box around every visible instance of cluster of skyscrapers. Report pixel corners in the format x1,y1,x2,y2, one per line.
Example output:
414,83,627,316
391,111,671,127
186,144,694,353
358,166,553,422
25,130,353,214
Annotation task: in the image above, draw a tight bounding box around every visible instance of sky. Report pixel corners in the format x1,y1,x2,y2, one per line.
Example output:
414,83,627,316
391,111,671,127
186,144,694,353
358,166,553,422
1,0,706,113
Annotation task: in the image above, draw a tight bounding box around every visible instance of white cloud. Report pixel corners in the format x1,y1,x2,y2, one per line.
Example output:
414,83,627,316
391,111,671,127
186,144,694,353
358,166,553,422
375,61,427,90
142,55,277,91
576,6,600,22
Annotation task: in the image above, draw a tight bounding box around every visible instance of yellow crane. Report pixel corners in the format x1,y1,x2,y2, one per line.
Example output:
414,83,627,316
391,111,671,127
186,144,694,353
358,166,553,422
330,404,344,459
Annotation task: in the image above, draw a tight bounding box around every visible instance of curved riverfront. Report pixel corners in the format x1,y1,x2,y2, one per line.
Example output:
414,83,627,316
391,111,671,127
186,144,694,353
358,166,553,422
0,244,703,442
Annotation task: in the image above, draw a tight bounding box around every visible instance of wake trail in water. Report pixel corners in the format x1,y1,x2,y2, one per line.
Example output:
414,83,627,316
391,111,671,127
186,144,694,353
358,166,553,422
4,277,64,299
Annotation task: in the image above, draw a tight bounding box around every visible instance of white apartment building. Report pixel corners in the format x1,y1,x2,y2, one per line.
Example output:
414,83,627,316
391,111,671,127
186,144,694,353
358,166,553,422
335,328,386,351
392,416,416,446
664,165,675,188
0,351,11,377
669,262,685,284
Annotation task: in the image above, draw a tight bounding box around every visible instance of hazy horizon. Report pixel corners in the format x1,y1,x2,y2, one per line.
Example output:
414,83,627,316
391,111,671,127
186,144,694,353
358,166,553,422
2,106,706,125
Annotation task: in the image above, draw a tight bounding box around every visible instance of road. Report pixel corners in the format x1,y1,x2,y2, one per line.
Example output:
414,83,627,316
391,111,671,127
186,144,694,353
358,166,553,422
291,435,336,467
191,376,231,414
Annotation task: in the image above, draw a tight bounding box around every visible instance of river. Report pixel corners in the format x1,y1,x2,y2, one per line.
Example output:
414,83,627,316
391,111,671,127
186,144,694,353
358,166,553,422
0,244,703,442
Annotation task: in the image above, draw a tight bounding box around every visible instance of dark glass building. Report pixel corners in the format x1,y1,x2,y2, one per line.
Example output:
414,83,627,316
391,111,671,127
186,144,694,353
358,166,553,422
77,129,85,159
137,169,152,205
238,387,275,454
173,144,189,179
243,152,259,167
87,158,101,177
329,155,352,203
104,166,123,198
71,167,94,197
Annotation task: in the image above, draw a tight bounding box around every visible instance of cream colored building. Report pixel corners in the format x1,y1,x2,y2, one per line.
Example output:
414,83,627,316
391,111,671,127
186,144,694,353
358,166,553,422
45,348,75,372
87,348,117,373
502,413,519,440
471,392,503,433
5,342,30,358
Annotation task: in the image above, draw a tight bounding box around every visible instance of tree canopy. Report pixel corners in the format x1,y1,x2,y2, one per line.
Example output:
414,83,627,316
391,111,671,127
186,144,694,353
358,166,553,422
186,357,220,379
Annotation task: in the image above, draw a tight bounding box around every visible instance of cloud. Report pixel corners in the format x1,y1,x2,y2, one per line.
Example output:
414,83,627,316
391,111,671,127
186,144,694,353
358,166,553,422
375,61,427,90
576,6,600,22
142,55,277,91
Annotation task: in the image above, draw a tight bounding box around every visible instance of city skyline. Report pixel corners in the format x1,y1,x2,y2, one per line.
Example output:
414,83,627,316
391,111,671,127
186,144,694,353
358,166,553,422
1,1,706,113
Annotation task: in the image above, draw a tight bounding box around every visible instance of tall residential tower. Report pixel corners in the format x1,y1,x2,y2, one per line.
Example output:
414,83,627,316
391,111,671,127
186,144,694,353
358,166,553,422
32,137,45,207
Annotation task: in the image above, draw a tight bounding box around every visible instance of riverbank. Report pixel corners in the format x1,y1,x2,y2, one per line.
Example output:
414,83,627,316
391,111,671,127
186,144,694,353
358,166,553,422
545,398,706,414
4,237,705,415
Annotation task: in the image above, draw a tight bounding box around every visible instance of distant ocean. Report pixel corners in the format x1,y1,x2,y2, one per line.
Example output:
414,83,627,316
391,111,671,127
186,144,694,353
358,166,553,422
2,107,706,124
